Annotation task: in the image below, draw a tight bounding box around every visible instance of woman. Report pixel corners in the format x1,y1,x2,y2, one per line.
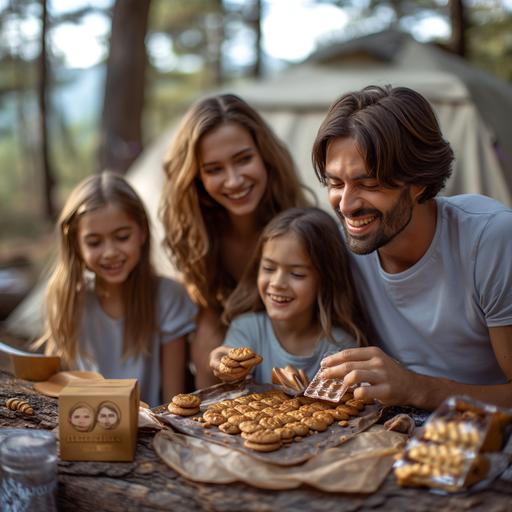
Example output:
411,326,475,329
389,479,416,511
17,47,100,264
160,94,312,388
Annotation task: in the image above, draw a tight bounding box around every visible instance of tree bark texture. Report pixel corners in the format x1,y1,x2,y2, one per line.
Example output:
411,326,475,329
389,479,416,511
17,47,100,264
450,0,467,57
98,0,151,175
1,370,511,512
38,0,55,220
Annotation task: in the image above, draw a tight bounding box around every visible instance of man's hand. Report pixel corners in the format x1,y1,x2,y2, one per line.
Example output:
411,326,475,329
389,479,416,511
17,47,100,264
320,346,418,406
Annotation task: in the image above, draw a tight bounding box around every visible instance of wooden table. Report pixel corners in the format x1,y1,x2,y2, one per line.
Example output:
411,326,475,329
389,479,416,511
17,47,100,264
1,370,511,512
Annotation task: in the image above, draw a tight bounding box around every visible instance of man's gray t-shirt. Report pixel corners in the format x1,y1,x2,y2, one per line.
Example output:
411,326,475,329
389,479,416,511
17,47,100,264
223,311,357,383
77,277,197,406
349,194,512,385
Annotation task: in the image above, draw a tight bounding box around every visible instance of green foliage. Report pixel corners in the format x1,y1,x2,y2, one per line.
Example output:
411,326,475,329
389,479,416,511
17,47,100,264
467,3,512,81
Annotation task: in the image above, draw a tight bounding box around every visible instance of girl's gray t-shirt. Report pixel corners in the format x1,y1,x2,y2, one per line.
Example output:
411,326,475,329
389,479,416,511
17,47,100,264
223,311,357,384
77,276,197,406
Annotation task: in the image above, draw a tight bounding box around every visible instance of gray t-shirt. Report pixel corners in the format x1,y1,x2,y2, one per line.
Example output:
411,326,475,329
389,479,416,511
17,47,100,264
349,194,512,385
77,277,197,406
223,311,357,384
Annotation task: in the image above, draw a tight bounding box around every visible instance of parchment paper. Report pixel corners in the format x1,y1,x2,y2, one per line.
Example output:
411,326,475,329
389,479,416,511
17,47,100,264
155,380,382,465
153,425,407,493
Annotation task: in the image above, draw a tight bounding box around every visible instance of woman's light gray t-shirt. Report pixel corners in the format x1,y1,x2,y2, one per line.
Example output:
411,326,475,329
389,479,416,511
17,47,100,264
77,277,197,406
223,311,357,384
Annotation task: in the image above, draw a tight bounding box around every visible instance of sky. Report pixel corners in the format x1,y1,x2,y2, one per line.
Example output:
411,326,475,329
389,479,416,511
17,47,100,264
2,0,459,70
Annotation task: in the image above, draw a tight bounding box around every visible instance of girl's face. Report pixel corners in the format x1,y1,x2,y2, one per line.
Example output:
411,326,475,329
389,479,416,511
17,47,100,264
70,406,93,431
97,406,118,430
198,122,268,220
77,203,146,291
257,233,320,327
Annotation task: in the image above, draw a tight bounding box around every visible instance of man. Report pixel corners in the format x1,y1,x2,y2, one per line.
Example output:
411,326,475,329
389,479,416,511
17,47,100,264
312,85,512,410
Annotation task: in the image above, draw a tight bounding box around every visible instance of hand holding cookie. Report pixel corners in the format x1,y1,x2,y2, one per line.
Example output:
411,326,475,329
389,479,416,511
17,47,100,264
213,347,263,383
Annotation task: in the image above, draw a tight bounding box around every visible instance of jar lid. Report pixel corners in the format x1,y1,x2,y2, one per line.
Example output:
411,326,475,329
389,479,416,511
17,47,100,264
0,430,57,467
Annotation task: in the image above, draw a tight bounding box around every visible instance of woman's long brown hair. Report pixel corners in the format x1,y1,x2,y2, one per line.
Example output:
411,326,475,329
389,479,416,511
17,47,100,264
159,94,312,311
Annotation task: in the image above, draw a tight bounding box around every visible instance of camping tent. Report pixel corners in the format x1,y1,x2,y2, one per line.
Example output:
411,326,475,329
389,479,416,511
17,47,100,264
129,29,512,276
6,29,512,338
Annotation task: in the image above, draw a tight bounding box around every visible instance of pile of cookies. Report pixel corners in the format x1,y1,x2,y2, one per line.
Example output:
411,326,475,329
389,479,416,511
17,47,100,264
393,396,509,491
193,388,366,452
215,347,263,383
168,393,202,416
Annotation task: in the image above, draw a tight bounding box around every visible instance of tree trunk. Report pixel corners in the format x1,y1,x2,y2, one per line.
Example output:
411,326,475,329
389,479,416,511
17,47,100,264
98,0,151,175
38,0,55,220
249,0,262,78
449,0,467,57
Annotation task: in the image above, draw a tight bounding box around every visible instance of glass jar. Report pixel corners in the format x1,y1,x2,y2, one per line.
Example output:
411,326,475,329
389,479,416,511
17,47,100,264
0,430,58,512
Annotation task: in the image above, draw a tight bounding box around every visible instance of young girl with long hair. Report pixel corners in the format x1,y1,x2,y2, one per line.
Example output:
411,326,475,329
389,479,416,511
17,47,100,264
36,172,197,406
160,93,311,388
210,207,368,383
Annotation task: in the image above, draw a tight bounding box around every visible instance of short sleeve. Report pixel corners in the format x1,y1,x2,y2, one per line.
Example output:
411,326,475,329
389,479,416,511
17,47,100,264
222,315,259,352
158,278,198,344
475,211,512,326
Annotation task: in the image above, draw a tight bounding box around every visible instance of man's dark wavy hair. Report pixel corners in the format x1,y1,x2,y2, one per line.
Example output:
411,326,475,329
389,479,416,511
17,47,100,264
312,85,454,202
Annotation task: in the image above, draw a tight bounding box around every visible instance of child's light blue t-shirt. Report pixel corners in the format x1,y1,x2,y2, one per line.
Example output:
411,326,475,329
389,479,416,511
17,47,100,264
223,311,357,384
77,276,197,406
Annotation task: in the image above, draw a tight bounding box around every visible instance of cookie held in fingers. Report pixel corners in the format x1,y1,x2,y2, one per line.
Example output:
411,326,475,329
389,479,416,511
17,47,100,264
220,355,242,368
238,355,263,369
228,347,256,362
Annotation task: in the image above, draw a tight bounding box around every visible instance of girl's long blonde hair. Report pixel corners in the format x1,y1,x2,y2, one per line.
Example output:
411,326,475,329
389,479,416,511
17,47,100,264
223,207,368,347
36,171,156,368
159,93,311,311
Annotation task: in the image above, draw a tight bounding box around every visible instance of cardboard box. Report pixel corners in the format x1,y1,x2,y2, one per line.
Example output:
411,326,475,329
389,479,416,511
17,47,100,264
59,379,139,461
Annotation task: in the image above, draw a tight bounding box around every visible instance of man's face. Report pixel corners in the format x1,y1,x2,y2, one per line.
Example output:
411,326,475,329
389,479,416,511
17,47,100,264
324,137,416,255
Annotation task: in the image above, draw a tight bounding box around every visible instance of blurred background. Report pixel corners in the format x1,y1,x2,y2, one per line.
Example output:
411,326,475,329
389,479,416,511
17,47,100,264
1,0,512,337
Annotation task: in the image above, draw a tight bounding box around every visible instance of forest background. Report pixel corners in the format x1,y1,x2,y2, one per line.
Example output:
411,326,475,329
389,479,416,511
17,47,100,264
0,0,511,321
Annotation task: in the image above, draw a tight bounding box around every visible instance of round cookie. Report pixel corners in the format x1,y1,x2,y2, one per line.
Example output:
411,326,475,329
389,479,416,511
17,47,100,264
302,416,328,432
168,403,199,416
171,393,201,409
313,411,334,425
336,404,360,416
288,421,310,437
220,355,242,368
275,427,295,442
345,399,365,411
245,429,281,444
239,420,263,434
244,440,282,452
228,347,256,362
218,362,248,375
202,411,225,426
238,355,263,368
227,414,248,426
219,422,241,435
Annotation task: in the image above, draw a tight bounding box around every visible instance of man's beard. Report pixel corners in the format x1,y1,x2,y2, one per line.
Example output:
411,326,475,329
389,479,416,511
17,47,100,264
338,187,414,255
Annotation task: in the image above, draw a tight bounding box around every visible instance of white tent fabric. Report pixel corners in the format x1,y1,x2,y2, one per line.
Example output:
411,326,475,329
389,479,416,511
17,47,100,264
6,30,512,339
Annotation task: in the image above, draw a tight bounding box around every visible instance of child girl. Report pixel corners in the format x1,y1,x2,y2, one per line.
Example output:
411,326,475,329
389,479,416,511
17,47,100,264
160,93,312,388
209,207,368,383
37,172,197,407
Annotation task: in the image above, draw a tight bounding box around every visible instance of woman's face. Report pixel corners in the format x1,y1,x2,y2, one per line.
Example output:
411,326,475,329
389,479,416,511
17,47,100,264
97,406,119,430
70,406,94,432
198,122,268,220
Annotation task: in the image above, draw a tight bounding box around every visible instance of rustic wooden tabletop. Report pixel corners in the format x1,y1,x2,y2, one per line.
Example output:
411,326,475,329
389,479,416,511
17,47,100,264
1,370,511,512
